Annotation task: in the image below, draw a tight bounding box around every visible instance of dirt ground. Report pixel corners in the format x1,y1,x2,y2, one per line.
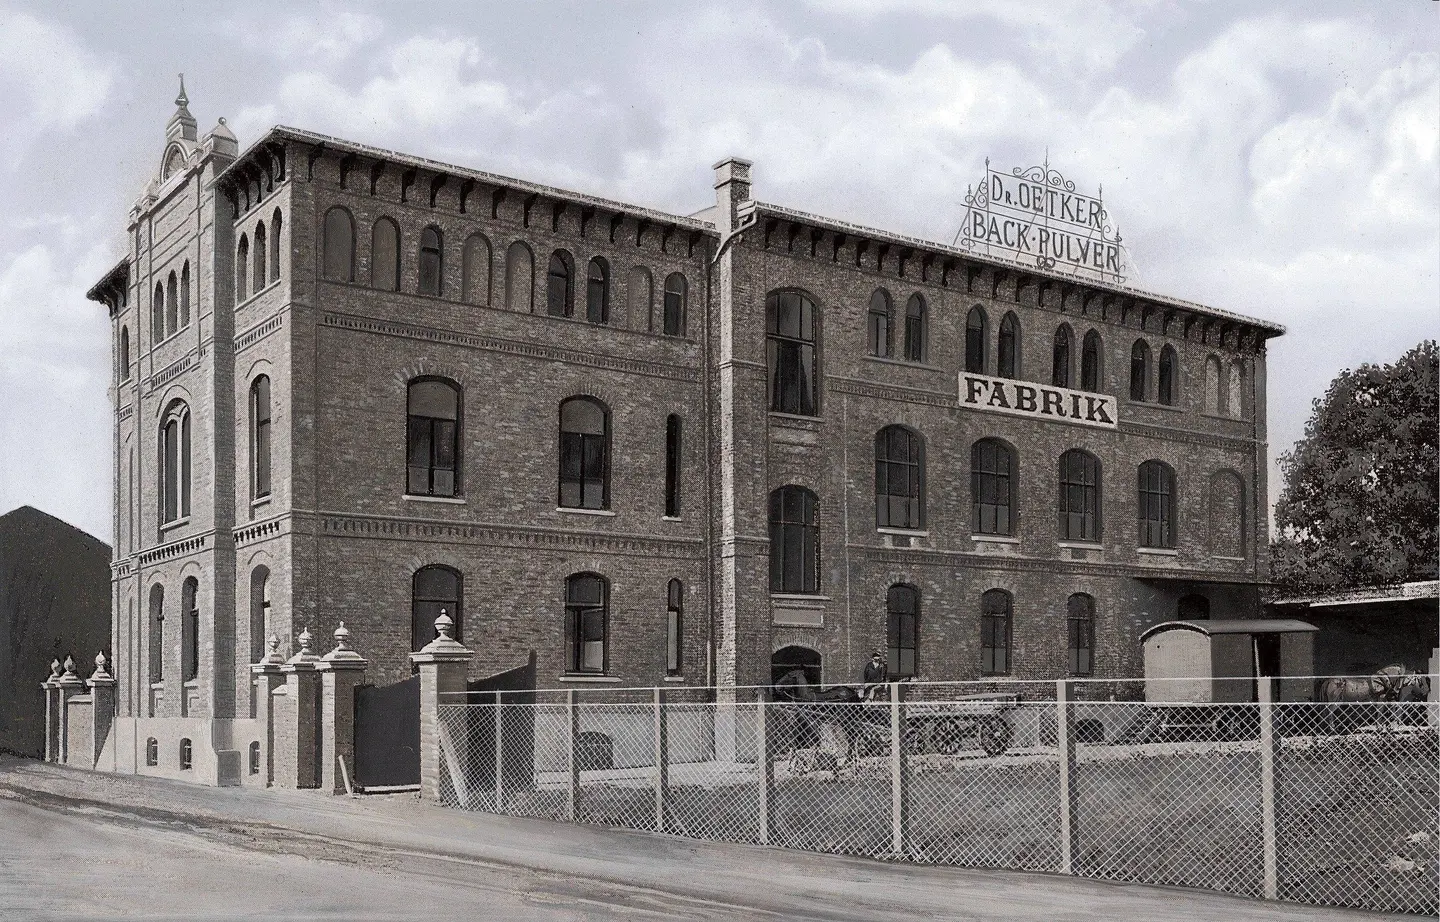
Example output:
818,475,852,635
0,756,1408,922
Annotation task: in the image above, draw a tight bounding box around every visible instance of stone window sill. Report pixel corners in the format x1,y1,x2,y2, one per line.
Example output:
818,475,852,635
661,515,682,522
1137,546,1179,556
971,534,1019,545
1127,400,1184,413
1057,541,1103,551
251,496,272,510
877,527,928,537
771,594,831,605
161,516,191,532
405,494,466,505
557,507,616,517
663,675,686,683
865,356,942,372
557,674,621,684
1213,555,1247,562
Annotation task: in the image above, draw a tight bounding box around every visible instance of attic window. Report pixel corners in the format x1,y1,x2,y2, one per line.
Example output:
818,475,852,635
163,147,185,179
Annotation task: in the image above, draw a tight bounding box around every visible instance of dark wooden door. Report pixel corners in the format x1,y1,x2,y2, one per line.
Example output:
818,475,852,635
353,675,421,788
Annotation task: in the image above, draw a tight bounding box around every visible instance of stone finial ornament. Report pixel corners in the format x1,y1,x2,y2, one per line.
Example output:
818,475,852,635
91,652,111,680
61,655,77,679
333,622,353,652
435,609,455,641
297,627,314,657
176,73,188,108
50,659,62,679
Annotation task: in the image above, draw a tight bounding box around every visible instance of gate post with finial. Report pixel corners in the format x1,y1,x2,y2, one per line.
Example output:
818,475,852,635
56,656,85,764
316,623,368,794
42,659,63,762
409,610,473,803
87,653,117,770
275,627,322,789
250,635,287,786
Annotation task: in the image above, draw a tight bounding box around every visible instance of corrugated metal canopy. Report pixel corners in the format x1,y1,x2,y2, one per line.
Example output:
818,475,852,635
1140,618,1318,642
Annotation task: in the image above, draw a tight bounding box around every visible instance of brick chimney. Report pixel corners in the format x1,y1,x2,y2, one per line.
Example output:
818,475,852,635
712,157,752,235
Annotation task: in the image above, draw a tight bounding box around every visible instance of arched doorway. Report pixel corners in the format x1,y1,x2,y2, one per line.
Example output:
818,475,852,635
771,645,822,687
1178,593,1211,621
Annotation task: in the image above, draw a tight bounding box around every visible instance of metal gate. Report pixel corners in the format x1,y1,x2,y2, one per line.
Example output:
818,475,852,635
353,674,421,789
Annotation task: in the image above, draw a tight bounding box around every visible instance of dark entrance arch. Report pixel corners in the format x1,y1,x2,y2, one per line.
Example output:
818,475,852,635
772,645,822,687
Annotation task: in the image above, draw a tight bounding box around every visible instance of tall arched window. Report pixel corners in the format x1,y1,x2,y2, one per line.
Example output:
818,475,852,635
1058,449,1101,542
586,257,609,323
270,209,282,282
1138,460,1176,549
547,250,574,317
236,236,249,304
249,566,270,664
412,565,462,652
505,241,534,311
559,397,609,510
887,584,919,679
867,289,892,358
1158,345,1177,406
769,485,819,594
1203,355,1221,414
663,273,687,336
565,573,607,674
1209,470,1246,558
118,327,131,382
152,283,165,344
965,306,988,374
1227,361,1244,419
462,233,491,304
406,378,461,497
980,589,1012,676
148,584,164,684
1052,325,1073,388
875,425,924,529
629,266,652,330
253,221,267,292
1178,594,1210,621
903,294,927,362
971,438,1015,536
371,217,401,291
322,207,355,282
1129,339,1150,402
665,414,682,518
160,402,192,525
166,271,179,334
666,579,683,676
250,375,272,500
1067,593,1094,676
180,262,190,329
997,312,1019,378
181,577,199,683
1081,330,1102,391
418,226,443,296
766,290,819,416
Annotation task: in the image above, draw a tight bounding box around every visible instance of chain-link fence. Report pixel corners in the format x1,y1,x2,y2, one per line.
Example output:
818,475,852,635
434,678,1438,916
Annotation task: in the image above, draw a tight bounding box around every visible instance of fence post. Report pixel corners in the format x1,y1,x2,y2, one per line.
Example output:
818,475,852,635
409,611,474,804
251,636,287,787
1056,680,1078,875
316,624,368,795
566,690,579,821
654,688,669,833
42,659,61,762
493,690,505,811
756,688,772,846
87,653,117,770
889,682,909,856
56,656,84,764
1258,679,1278,900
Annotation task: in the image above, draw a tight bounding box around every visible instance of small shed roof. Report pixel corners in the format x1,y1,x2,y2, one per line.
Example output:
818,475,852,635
1140,619,1318,642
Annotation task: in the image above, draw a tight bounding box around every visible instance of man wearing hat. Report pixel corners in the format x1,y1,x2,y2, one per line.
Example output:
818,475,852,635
862,651,887,700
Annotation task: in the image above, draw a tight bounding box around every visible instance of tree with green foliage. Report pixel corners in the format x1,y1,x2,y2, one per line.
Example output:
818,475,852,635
1270,340,1438,595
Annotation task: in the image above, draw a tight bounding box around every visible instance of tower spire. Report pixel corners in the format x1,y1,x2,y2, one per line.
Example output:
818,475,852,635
166,72,197,142
176,73,188,109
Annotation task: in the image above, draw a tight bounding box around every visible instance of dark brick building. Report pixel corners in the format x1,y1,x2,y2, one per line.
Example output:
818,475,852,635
87,88,1281,782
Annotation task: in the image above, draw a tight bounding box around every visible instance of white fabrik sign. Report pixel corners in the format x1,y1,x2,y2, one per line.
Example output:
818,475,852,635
958,157,1128,285
959,372,1119,430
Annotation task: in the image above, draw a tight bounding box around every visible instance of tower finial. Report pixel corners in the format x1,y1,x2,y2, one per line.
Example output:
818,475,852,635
176,73,188,108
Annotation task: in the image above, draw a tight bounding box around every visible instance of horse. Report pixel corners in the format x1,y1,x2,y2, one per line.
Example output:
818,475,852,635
1317,665,1432,733
771,669,865,768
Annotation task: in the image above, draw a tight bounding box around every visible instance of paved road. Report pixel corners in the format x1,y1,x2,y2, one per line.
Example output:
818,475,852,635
0,758,1397,921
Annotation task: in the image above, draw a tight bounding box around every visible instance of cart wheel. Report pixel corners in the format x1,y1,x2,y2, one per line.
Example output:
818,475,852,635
934,717,967,755
979,716,1013,756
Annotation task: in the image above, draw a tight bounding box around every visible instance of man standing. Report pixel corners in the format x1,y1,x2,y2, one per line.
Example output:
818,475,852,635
862,651,886,700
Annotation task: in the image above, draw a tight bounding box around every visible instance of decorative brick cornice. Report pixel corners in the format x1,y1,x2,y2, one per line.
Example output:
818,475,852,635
117,404,134,422
136,532,210,567
236,311,284,352
828,376,952,409
858,544,1263,584
318,510,703,558
320,310,700,383
1118,421,1258,451
111,557,133,577
235,516,285,546
147,352,196,394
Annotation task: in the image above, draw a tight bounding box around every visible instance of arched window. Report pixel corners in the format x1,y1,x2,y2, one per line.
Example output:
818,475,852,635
148,584,164,684
179,738,193,770
462,233,491,304
418,226,443,296
666,579,683,676
887,584,919,679
1052,325,1072,388
1081,330,1102,391
250,376,272,500
965,306,988,374
875,425,924,529
181,577,199,683
322,207,355,282
980,589,1012,676
663,273,687,336
1138,460,1176,549
1157,345,1177,406
1203,355,1221,414
1129,339,1150,402
1227,361,1244,419
270,209,282,282
166,271,178,334
564,573,607,674
769,485,819,594
903,294,927,362
118,327,131,382
867,289,892,358
180,262,190,329
253,221,267,292
249,566,270,664
412,565,462,652
547,250,574,317
235,235,250,304
665,414,682,518
628,266,652,330
559,397,609,510
505,241,533,311
406,379,461,497
1209,470,1245,558
586,257,609,323
971,438,1015,536
160,403,192,525
1178,594,1210,621
152,283,165,345
1067,594,1094,676
1058,449,1101,542
371,218,400,291
145,737,159,767
766,290,819,416
997,312,1019,379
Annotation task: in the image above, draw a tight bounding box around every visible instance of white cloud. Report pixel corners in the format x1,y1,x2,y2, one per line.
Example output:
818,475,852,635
0,9,113,165
221,4,383,64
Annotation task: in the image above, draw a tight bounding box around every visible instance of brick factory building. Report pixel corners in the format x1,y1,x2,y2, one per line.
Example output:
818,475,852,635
86,87,1281,782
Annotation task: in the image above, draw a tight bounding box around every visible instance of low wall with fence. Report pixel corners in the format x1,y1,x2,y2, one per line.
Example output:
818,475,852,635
432,678,1439,917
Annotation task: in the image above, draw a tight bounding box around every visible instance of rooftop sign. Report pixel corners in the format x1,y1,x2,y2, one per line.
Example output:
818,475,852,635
958,157,1128,285
959,372,1118,430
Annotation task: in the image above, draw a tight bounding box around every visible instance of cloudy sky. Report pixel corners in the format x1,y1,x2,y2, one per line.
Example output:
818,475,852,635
0,0,1435,543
